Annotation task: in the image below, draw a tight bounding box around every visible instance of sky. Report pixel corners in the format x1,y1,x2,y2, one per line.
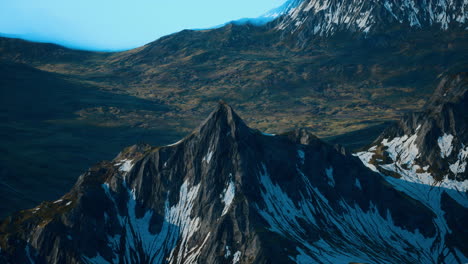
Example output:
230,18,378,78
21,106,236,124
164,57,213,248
0,0,286,51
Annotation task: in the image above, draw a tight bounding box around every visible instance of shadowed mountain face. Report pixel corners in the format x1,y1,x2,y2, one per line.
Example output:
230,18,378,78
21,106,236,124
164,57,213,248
0,61,185,219
0,0,467,243
0,102,467,263
355,73,468,262
356,73,468,183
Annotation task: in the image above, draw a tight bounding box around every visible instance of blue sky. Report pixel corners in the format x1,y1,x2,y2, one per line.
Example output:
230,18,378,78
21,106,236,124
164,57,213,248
0,0,286,51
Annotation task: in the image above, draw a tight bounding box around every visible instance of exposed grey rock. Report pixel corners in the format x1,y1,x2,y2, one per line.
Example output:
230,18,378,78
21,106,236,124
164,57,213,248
367,73,468,182
1,101,466,263
274,0,468,41
355,73,468,264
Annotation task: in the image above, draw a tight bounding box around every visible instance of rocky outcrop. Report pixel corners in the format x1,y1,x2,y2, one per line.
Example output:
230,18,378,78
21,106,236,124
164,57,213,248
355,73,468,264
357,73,468,183
1,102,467,263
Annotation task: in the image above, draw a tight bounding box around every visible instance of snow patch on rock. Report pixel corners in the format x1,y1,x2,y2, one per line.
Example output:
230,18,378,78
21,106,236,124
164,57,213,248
203,146,215,164
221,174,236,216
356,129,468,195
381,132,419,166
232,251,241,264
449,146,468,174
100,180,206,263
256,163,462,263
225,246,231,258
116,159,134,173
354,151,379,172
438,133,454,158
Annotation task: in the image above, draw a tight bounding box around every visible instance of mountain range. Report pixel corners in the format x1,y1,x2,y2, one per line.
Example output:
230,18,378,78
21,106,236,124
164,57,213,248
2,0,467,137
0,0,467,262
0,71,466,263
274,0,468,38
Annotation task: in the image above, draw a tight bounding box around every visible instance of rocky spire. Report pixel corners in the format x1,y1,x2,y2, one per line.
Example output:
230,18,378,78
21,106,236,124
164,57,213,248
1,102,466,264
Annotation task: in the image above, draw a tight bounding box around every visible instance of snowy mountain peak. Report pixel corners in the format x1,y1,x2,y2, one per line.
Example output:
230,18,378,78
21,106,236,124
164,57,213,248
356,73,468,206
1,101,467,263
260,0,303,19
275,0,468,36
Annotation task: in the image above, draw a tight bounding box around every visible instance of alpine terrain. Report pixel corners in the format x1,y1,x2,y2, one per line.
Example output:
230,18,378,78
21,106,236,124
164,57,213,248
274,0,468,38
0,0,467,262
355,73,468,263
1,0,467,218
0,72,467,263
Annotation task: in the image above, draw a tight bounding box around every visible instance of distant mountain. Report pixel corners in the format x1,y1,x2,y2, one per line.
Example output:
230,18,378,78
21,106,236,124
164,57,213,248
1,0,467,137
274,0,468,37
1,101,466,263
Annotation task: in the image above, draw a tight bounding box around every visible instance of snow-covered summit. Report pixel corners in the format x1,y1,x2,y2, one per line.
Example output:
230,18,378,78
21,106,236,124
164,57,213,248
260,0,303,20
275,0,468,36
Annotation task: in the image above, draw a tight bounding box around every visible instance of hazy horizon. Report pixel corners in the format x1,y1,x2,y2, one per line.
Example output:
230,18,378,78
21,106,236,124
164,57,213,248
0,0,286,51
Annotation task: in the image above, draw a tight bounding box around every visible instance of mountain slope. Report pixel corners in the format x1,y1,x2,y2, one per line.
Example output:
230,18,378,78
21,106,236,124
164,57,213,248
274,0,468,39
356,73,468,186
1,0,467,138
1,102,466,263
356,73,468,261
0,60,184,219
0,0,467,226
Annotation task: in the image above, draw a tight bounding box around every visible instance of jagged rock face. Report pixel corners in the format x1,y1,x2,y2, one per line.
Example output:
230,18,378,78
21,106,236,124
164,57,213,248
2,0,468,223
273,0,468,45
1,103,467,263
357,73,468,184
355,73,468,264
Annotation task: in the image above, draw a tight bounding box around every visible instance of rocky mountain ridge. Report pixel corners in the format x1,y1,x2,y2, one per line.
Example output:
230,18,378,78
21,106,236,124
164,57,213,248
274,0,468,37
354,73,468,261
0,0,467,252
0,100,467,263
356,72,468,185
